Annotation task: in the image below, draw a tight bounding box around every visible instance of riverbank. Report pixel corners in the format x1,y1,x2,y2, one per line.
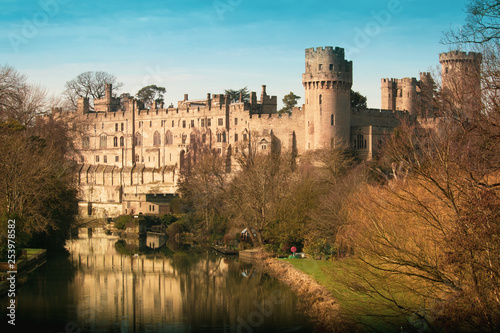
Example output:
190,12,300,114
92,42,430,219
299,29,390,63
0,248,47,296
254,252,357,332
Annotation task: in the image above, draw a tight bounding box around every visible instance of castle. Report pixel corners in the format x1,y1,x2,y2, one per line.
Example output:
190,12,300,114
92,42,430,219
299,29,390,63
71,46,481,218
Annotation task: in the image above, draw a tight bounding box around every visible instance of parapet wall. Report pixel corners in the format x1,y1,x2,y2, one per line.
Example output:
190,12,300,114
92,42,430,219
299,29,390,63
439,51,482,63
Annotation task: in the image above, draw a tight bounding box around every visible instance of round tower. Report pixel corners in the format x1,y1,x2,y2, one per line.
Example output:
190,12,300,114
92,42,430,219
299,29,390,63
439,51,482,112
303,46,353,150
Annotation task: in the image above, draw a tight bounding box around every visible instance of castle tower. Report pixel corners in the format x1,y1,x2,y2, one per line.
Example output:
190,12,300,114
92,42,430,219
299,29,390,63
439,51,482,114
303,47,352,150
380,77,418,114
381,78,395,111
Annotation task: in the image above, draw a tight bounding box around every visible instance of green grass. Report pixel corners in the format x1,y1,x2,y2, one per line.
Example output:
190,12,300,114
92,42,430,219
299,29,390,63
23,248,44,256
282,258,418,333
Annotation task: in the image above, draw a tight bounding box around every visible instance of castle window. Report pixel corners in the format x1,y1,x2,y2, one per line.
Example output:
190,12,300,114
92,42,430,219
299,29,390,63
165,131,173,145
235,133,239,142
153,131,161,146
135,154,139,162
222,131,227,142
82,137,90,148
319,64,323,71
182,134,187,144
115,123,118,132
191,120,195,128
121,123,124,131
234,118,238,125
319,95,322,105
115,156,119,162
445,67,449,74
201,118,205,127
96,155,100,163
218,118,223,126
135,132,142,146
202,133,206,143
120,136,124,147
356,134,367,150
172,120,175,127
217,132,222,142
262,144,267,150
139,121,142,128
331,114,334,126
102,123,104,129
150,121,152,127
103,155,107,163
100,134,107,148
217,148,222,154
113,137,118,147
183,120,186,128
207,118,212,127
190,133,196,144
243,133,248,141
329,64,334,71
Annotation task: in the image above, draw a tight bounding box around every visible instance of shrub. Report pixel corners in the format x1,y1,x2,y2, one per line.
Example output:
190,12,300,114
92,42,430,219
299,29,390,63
114,215,133,230
160,213,177,226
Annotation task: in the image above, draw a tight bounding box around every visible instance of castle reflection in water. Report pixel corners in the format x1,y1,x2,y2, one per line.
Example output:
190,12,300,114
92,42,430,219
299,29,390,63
63,231,311,332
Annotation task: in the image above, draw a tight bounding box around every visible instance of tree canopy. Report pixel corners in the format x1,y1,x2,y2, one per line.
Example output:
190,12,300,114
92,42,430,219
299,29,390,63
279,92,301,114
136,85,166,108
64,71,123,111
224,87,250,103
350,89,367,109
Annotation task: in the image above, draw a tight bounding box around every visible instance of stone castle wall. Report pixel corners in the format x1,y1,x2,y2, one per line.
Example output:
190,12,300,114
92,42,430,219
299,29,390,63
69,45,460,218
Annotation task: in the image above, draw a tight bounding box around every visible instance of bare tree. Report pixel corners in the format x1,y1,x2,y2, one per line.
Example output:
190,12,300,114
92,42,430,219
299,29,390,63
64,71,123,111
443,0,500,45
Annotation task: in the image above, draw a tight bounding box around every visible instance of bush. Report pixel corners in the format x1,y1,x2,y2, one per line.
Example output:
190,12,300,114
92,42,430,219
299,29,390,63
160,214,177,226
167,222,182,238
114,215,133,230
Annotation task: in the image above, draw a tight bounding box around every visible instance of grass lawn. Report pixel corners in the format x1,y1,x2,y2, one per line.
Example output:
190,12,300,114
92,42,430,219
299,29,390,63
23,248,44,256
282,258,420,333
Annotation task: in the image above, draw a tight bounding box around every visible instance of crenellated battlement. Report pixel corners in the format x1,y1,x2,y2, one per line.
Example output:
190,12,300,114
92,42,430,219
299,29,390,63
439,50,482,63
381,77,417,85
304,46,352,79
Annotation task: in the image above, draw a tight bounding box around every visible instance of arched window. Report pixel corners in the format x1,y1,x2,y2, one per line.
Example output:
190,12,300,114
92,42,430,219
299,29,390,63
134,132,141,146
182,134,187,144
165,131,173,145
120,136,124,147
190,133,196,144
113,137,118,147
100,134,107,148
222,131,227,143
153,131,161,146
356,134,367,149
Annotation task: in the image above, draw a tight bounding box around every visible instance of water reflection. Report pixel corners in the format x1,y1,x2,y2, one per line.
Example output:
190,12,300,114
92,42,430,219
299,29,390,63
4,233,313,332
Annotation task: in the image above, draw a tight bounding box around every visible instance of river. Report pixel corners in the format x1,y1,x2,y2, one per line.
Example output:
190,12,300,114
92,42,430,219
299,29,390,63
1,233,314,332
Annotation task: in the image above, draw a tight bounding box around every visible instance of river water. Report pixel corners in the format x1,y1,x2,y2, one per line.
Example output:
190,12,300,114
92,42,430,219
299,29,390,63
1,233,314,332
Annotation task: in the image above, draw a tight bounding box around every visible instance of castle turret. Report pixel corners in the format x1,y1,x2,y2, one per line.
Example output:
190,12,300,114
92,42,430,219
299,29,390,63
380,77,418,114
439,51,482,114
303,46,352,150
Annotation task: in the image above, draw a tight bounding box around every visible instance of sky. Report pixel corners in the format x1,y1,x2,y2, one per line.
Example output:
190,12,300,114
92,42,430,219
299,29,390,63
1,0,471,109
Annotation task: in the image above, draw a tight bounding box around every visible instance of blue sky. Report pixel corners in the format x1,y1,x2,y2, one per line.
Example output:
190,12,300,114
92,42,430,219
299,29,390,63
1,0,470,108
